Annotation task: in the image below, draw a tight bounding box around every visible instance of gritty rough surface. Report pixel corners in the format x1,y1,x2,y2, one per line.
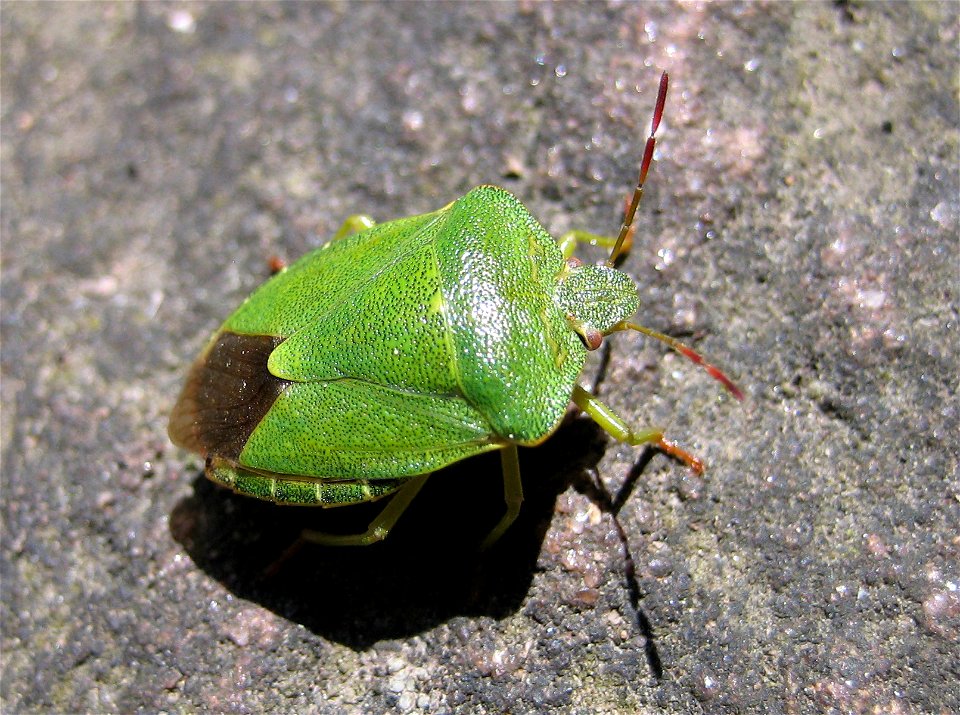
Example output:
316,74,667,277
2,3,957,714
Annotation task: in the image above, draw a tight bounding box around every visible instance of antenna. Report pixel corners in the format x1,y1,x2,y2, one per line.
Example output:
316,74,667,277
604,73,743,401
615,321,744,401
606,71,669,267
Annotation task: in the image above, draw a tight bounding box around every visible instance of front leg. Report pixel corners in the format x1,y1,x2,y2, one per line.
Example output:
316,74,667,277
330,214,376,242
557,228,632,261
571,385,705,474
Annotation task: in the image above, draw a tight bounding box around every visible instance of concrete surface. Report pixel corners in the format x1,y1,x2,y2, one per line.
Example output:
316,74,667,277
2,2,957,713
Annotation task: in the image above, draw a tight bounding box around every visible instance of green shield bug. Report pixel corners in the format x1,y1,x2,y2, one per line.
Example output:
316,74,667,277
168,72,742,549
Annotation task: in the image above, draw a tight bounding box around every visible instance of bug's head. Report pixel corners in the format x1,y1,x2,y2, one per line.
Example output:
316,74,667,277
550,72,669,353
555,258,640,351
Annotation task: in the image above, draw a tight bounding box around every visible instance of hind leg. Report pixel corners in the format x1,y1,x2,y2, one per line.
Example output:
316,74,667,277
299,473,431,546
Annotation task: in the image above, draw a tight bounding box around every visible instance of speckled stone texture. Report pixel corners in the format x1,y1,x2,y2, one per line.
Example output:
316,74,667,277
2,3,957,713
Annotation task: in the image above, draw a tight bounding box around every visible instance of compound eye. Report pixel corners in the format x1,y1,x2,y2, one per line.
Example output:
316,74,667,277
567,314,603,351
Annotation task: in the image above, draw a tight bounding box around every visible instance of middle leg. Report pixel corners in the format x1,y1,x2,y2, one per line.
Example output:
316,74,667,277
480,444,524,549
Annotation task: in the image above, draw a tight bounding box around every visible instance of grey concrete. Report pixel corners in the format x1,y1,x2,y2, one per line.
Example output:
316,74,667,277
2,2,957,713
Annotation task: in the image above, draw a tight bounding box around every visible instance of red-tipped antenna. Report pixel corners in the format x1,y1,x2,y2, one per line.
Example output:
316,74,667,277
615,321,745,401
606,71,669,267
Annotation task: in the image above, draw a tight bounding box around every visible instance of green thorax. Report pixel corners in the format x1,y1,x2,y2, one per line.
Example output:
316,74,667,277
433,186,584,443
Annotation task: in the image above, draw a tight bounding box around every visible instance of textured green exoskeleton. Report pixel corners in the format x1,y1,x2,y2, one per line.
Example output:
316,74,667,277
168,73,741,547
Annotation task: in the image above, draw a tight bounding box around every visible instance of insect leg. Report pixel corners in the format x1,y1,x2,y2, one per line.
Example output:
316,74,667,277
571,384,705,474
330,214,376,242
557,229,630,261
299,473,430,546
479,444,523,549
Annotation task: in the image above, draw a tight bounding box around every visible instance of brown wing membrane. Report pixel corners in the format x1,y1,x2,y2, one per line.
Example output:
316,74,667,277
168,332,290,460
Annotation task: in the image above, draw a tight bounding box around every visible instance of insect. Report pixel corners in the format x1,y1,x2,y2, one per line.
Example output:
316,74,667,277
168,72,742,549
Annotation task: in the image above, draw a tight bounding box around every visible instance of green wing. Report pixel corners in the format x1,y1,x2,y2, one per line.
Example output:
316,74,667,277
223,210,444,339
266,216,460,397
239,379,500,480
